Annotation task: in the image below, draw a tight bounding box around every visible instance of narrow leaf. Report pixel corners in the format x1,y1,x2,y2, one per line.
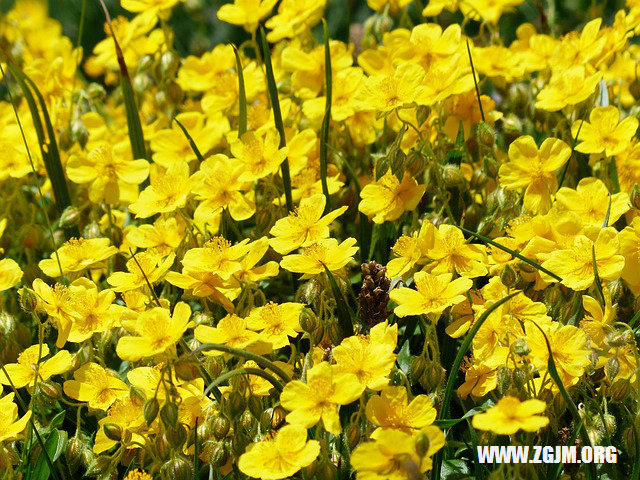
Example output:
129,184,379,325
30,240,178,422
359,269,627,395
432,292,518,480
319,19,332,212
466,40,484,122
232,44,247,136
32,429,68,480
97,0,148,161
173,117,205,162
458,225,562,281
259,26,293,212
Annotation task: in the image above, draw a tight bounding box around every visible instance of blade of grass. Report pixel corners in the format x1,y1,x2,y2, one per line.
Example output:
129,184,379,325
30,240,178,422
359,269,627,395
466,40,484,122
173,117,205,162
432,292,518,480
194,418,199,480
203,368,283,397
0,63,66,281
97,0,148,162
323,265,355,337
0,56,79,237
458,225,562,281
232,45,247,136
528,321,596,480
557,110,588,190
193,343,292,383
592,244,605,306
319,19,332,212
258,26,293,213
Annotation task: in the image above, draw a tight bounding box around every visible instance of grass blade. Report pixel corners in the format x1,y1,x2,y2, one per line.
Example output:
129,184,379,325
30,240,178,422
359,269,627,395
232,45,247,136
258,26,293,213
97,0,148,161
466,40,484,123
173,117,205,162
323,265,355,337
458,225,562,281
432,292,518,480
592,244,605,306
527,321,596,480
319,19,332,212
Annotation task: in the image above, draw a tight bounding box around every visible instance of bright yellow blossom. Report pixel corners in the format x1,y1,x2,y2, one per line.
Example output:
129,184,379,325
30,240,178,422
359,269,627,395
390,271,472,319
366,386,437,435
217,0,278,32
359,170,427,224
39,237,117,278
128,162,192,218
230,129,289,182
63,363,129,410
535,66,602,111
245,302,304,349
0,344,72,389
0,393,31,442
472,396,549,434
280,237,358,277
571,106,639,156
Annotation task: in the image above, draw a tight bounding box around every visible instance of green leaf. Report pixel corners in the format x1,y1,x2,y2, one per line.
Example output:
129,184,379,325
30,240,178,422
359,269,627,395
97,0,147,162
441,459,471,480
466,40,484,122
232,44,247,136
458,225,562,281
434,402,492,429
319,19,332,212
259,26,293,213
323,265,355,337
31,429,68,480
432,292,518,480
173,117,205,162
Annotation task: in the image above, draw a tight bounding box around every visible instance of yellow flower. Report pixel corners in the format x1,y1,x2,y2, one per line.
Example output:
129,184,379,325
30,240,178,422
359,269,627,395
460,0,524,24
39,237,117,278
571,106,639,156
0,258,22,291
359,170,427,224
367,0,412,13
555,177,629,227
0,344,72,389
386,221,435,278
390,271,472,319
281,361,363,434
194,314,266,355
280,237,358,277
94,395,145,454
332,321,398,391
416,54,474,105
540,227,625,290
124,470,153,480
176,45,235,92
181,237,251,280
63,362,129,411
66,278,123,343
269,194,347,254
366,386,437,434
0,393,31,442
218,0,279,32
580,289,615,348
265,0,326,42
351,426,445,477
66,142,149,204
116,302,192,361
125,216,185,255
238,424,320,480
443,91,501,140
535,65,602,111
527,322,591,388
121,0,185,16
620,217,640,293
128,162,192,218
422,0,458,16
191,154,255,222
230,129,289,183
356,62,426,113
472,396,549,434
498,135,571,213
107,250,175,292
426,224,487,278
245,302,304,349
32,279,77,348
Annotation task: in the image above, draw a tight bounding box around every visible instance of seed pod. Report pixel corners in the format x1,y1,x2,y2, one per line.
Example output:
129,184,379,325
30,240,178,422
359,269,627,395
609,378,630,403
201,440,228,467
70,120,89,148
82,222,102,239
160,402,179,429
161,456,193,480
345,423,361,449
496,367,511,395
603,414,617,436
512,368,527,389
316,460,338,480
415,430,431,457
39,381,62,399
606,356,620,380
103,423,123,442
299,308,319,334
212,415,231,440
59,206,82,228
227,391,246,419
166,424,188,450
66,435,85,470
248,395,263,419
160,51,180,78
144,398,160,426
409,356,427,383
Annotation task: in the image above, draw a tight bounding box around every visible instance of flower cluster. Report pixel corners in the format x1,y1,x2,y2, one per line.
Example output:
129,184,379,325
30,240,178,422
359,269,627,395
0,0,639,479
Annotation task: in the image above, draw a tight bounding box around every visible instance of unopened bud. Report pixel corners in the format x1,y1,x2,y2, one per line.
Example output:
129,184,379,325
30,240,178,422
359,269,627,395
500,264,519,288
59,206,82,228
248,395,263,419
174,361,197,381
227,392,246,419
606,356,620,381
496,367,511,395
103,423,122,442
299,308,319,334
161,456,193,480
415,430,431,457
19,287,38,313
144,398,160,426
609,378,630,403
212,415,231,440
39,381,62,399
166,424,188,450
476,122,495,147
201,440,228,467
271,405,287,429
512,338,530,356
160,402,179,428
345,423,361,449
442,165,465,189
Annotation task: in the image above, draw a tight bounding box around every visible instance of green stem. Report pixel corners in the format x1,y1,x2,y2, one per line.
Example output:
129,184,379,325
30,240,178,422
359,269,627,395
203,368,283,397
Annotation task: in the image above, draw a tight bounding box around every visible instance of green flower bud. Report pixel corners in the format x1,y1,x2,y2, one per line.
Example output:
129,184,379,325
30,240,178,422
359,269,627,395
161,402,179,429
496,367,511,395
415,430,431,458
144,398,160,426
19,287,38,313
212,415,231,440
166,424,188,450
161,456,193,480
103,423,122,442
609,378,630,403
59,206,82,228
606,355,620,380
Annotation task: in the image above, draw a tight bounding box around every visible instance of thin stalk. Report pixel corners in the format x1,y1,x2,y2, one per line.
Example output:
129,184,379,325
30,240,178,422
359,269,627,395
258,26,293,212
466,40,484,122
203,368,284,397
319,20,332,212
232,44,247,136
